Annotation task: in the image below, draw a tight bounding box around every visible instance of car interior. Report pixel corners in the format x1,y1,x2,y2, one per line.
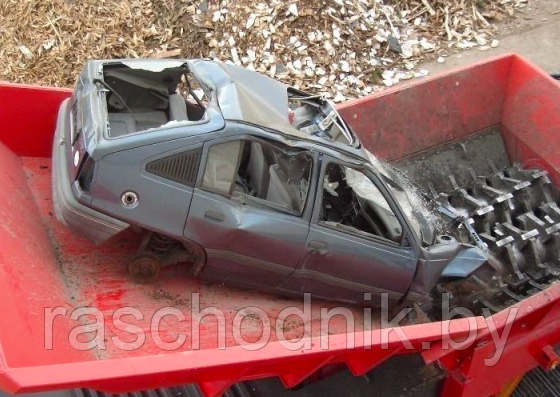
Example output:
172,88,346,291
101,63,206,137
321,163,403,243
287,88,355,147
203,140,313,214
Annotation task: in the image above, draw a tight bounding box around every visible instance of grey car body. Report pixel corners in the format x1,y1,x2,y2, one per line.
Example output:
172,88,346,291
52,59,488,308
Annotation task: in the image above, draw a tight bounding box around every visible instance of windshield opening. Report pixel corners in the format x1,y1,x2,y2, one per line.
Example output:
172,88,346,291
364,150,439,245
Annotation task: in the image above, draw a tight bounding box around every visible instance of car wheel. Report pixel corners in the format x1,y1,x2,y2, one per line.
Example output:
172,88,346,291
128,252,162,282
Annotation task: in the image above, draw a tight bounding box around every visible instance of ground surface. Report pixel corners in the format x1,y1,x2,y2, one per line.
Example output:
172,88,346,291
0,0,528,100
421,0,560,73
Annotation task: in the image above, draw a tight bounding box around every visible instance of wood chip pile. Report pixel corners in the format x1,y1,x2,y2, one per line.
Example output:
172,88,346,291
0,0,526,100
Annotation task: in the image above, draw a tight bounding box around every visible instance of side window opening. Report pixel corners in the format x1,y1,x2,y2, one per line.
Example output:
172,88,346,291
202,139,313,215
320,163,403,243
146,148,202,187
202,140,243,195
176,74,207,121
101,63,207,138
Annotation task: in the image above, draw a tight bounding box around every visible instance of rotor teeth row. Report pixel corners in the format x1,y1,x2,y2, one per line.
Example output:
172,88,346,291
435,164,560,314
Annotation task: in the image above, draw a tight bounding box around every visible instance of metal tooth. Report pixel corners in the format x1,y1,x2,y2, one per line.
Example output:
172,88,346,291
467,167,478,182
428,182,439,198
448,174,460,190
516,213,560,267
497,235,515,247
486,171,529,191
480,232,514,248
526,257,553,285
504,243,527,281
447,188,493,217
480,227,527,282
524,184,555,210
517,212,560,240
543,257,560,275
475,205,494,216
472,177,514,204
545,233,560,265
509,185,536,213
478,298,503,314
502,287,525,302
491,201,514,224
470,178,516,228
525,239,545,272
540,202,560,220
487,159,500,174
528,280,546,290
525,261,550,287
518,212,547,230
501,222,539,242
506,167,556,210
546,224,560,234
539,205,560,237
507,164,551,185
434,164,559,314
513,180,533,191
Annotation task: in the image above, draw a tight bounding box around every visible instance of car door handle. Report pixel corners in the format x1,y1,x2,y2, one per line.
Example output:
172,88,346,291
204,210,225,222
307,240,327,252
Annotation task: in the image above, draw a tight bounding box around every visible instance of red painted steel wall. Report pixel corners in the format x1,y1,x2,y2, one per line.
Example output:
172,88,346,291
0,83,71,157
338,56,513,162
501,56,560,186
0,141,90,371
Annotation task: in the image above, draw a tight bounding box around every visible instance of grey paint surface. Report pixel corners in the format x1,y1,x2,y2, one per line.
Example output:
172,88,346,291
52,98,129,243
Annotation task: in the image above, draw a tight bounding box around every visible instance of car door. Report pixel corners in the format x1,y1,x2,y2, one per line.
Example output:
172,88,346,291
184,136,316,289
278,156,419,306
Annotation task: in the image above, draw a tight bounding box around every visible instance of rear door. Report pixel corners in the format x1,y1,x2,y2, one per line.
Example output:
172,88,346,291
279,156,419,305
184,136,316,289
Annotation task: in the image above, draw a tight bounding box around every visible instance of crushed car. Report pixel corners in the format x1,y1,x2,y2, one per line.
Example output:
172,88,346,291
52,59,560,315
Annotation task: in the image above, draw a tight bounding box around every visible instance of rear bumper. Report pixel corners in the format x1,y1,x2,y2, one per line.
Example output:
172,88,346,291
51,98,129,244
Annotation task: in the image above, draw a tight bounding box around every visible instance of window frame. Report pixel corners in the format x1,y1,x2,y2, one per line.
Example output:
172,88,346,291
201,139,244,196
99,65,214,140
313,157,415,249
140,143,204,191
145,147,203,188
197,135,317,218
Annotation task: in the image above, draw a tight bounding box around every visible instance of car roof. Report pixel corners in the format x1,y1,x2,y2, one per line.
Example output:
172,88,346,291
82,59,368,161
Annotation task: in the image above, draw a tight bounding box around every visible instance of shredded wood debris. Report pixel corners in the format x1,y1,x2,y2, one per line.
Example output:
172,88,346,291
0,0,526,101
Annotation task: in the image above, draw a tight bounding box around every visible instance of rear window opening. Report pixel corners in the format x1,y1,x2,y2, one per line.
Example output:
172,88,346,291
100,63,207,138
